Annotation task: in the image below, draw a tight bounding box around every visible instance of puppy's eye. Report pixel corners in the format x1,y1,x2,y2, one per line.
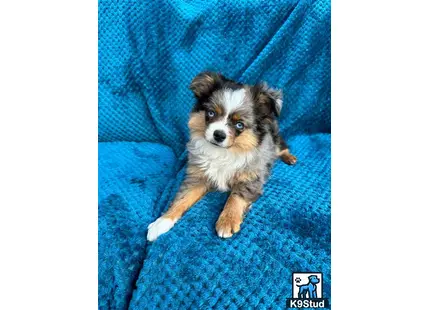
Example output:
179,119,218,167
207,111,215,118
235,122,244,130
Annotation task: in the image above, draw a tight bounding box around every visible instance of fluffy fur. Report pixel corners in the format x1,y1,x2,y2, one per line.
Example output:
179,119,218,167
148,72,297,240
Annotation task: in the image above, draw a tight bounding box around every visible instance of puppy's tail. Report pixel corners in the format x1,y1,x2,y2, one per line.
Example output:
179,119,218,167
278,136,297,165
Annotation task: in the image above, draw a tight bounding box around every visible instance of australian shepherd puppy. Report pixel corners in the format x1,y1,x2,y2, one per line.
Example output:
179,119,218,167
147,71,297,241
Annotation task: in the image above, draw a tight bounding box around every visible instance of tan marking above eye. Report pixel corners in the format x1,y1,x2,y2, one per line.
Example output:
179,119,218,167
231,113,241,122
214,105,223,115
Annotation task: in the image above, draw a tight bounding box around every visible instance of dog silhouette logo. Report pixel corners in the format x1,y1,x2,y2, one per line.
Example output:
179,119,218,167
296,275,320,298
287,272,329,308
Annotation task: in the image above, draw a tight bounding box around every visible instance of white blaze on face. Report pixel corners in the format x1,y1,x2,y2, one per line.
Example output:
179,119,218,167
205,89,246,148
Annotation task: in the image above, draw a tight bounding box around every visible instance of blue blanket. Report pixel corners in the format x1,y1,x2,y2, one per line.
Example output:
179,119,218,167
98,0,331,309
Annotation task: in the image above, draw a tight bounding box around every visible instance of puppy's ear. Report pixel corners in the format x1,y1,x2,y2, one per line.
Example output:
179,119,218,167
252,83,283,117
190,71,225,98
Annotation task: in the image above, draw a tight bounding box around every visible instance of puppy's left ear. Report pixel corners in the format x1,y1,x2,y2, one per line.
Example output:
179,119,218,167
252,83,283,117
190,71,225,99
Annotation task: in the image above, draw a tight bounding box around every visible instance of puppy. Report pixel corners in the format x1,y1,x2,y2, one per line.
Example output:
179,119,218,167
147,72,296,241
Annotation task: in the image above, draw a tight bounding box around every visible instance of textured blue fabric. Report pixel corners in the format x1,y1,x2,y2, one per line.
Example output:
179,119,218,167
98,0,331,309
98,142,177,309
98,0,330,155
129,134,330,310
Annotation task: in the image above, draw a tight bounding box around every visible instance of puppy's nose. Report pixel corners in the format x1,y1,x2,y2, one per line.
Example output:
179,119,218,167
213,130,226,142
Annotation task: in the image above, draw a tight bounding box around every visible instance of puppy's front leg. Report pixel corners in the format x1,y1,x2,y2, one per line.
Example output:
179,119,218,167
216,193,252,239
147,179,207,242
216,179,262,238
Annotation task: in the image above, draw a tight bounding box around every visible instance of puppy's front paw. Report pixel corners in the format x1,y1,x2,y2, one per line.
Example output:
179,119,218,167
216,213,241,239
147,217,175,242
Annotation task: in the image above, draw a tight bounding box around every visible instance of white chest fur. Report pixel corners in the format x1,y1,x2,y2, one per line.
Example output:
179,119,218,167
187,138,257,191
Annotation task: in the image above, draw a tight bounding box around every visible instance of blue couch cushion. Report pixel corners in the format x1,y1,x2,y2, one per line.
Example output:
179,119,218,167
98,0,331,156
129,134,330,309
98,142,177,309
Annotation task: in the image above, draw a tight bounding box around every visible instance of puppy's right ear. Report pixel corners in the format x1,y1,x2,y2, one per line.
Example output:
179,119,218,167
251,82,283,117
190,71,225,99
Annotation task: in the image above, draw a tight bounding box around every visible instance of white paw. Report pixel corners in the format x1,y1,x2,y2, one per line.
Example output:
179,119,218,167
147,217,175,242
